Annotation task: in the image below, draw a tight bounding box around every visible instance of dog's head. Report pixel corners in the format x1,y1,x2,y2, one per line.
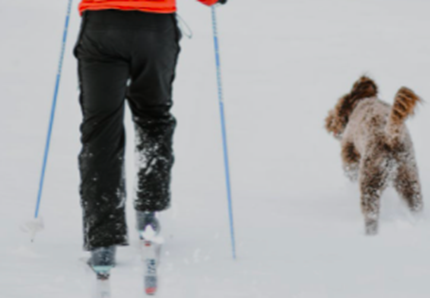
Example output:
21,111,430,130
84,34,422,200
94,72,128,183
325,76,378,139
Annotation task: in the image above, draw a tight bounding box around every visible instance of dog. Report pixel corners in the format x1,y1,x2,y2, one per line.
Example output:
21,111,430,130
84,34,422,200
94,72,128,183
325,76,423,235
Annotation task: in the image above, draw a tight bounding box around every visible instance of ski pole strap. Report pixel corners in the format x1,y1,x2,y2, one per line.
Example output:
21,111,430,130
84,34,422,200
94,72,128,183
176,14,193,39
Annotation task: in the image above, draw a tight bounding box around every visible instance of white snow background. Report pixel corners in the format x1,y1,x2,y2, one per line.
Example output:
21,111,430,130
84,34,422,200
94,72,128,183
1,0,430,297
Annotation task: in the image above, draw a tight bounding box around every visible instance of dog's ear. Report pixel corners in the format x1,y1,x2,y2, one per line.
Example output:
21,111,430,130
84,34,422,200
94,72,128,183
350,76,378,101
325,94,350,138
325,109,337,135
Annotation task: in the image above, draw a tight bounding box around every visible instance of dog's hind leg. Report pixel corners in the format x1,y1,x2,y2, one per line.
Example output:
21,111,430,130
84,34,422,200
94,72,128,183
394,162,423,213
341,142,360,181
359,157,389,235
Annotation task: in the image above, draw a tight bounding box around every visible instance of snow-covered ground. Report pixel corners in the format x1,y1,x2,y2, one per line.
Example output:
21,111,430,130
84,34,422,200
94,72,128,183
2,0,430,297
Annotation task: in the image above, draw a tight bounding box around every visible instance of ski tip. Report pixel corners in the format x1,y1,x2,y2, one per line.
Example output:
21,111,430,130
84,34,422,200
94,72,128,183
145,287,157,295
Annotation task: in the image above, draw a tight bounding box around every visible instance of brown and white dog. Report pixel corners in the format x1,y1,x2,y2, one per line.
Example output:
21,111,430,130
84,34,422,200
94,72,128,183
325,76,423,235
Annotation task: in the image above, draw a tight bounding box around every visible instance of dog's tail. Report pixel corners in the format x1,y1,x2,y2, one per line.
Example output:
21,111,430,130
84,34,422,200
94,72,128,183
386,87,421,137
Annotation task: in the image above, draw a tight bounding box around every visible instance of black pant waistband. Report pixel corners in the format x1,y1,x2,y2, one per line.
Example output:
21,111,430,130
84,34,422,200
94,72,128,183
83,9,175,29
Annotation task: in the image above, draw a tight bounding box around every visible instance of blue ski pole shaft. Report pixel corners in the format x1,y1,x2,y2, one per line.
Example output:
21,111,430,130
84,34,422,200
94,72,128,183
211,6,237,260
34,0,73,219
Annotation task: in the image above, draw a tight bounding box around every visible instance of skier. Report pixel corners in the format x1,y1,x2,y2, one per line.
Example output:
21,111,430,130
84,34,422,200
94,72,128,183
74,0,227,279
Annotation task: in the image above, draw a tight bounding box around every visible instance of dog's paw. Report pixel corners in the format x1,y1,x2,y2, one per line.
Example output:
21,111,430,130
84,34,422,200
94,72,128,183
343,165,359,181
365,219,378,236
408,206,425,225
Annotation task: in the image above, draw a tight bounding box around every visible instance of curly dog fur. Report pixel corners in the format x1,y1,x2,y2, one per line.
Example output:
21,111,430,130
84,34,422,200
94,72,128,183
325,76,423,235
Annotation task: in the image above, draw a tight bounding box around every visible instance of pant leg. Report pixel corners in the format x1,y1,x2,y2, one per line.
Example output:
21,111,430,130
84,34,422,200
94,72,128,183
75,15,131,250
127,14,181,212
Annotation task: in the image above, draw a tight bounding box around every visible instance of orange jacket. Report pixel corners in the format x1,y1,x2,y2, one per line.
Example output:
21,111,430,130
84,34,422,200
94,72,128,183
79,0,218,15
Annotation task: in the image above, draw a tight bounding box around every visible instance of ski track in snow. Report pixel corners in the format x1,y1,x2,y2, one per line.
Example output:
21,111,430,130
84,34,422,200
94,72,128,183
2,0,430,297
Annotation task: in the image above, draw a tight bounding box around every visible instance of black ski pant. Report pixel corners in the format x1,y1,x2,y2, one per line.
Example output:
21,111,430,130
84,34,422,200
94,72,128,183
74,10,181,251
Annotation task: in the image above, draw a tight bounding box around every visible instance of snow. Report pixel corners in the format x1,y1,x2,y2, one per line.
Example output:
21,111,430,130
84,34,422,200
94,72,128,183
2,0,430,297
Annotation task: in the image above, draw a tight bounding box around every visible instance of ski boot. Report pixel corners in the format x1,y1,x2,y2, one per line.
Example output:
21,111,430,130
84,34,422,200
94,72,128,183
136,211,160,240
88,246,116,280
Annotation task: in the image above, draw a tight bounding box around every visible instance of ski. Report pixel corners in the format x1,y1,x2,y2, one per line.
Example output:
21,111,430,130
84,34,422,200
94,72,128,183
139,228,163,296
93,276,111,298
79,258,112,298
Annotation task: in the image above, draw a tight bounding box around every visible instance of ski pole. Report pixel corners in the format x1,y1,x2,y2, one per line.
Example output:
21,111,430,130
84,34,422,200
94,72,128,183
34,0,73,220
211,6,237,260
